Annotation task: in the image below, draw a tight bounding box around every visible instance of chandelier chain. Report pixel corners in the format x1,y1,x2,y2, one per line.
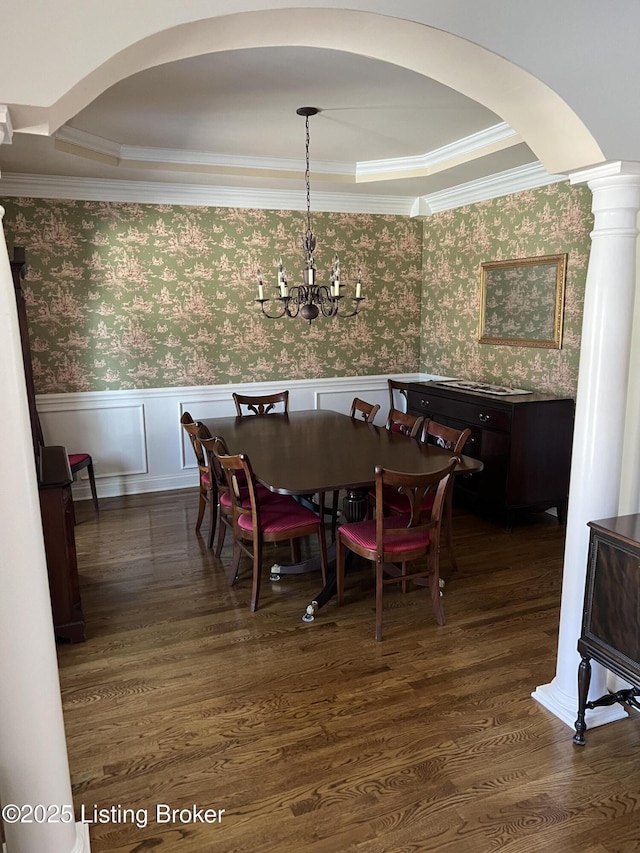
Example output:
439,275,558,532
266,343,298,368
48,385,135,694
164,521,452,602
305,114,312,245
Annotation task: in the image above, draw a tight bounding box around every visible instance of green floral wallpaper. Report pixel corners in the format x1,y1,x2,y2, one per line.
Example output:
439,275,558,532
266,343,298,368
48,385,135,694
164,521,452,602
2,181,593,397
421,182,593,397
1,199,423,392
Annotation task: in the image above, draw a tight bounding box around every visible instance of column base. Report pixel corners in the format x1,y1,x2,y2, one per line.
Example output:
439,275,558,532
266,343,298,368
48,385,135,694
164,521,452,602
533,678,628,729
2,821,90,853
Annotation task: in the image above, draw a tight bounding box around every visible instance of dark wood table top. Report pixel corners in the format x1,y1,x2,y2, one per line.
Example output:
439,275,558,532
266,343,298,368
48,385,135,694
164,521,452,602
200,409,483,496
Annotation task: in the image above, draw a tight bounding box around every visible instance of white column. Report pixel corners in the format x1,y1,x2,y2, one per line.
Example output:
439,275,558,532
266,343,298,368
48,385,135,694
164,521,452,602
0,211,89,852
533,163,640,729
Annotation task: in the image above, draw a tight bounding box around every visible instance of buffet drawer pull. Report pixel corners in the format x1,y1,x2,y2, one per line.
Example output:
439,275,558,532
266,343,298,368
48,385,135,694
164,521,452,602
479,413,490,422
420,399,430,408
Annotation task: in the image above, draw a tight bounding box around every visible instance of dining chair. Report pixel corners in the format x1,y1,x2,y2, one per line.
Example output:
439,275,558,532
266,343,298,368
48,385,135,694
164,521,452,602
232,390,289,416
35,412,99,515
336,458,458,641
212,442,328,612
67,452,99,513
180,412,216,547
349,397,381,423
379,419,471,575
198,430,289,557
387,379,410,413
385,407,424,439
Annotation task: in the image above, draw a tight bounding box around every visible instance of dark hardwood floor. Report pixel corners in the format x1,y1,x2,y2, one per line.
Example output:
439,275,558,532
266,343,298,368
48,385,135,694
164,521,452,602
53,491,640,853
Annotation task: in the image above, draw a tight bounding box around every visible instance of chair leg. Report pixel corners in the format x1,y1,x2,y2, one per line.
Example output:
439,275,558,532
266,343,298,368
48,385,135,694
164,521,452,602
195,489,207,532
290,538,301,563
250,539,263,612
87,461,99,513
336,536,345,604
375,558,384,642
214,517,227,556
444,491,458,575
207,493,217,549
230,541,242,586
430,560,446,626
401,560,409,594
317,526,328,585
330,490,340,541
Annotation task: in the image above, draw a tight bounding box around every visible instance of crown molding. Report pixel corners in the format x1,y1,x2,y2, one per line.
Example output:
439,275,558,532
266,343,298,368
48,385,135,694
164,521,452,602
55,125,354,176
54,122,522,184
0,172,414,215
0,162,566,216
356,122,520,181
413,162,566,215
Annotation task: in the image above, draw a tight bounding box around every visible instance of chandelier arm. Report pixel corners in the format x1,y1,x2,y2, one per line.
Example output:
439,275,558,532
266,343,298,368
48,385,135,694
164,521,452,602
334,297,365,319
257,298,289,320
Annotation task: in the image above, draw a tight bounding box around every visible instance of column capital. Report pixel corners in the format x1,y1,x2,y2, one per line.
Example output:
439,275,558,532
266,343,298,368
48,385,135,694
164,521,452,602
569,160,640,186
0,105,13,145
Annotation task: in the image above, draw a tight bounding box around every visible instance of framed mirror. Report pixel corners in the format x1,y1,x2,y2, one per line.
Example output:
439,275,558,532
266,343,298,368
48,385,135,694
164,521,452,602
479,253,567,349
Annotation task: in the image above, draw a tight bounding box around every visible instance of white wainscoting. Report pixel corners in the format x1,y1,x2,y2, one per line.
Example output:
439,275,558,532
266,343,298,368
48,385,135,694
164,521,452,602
36,373,444,500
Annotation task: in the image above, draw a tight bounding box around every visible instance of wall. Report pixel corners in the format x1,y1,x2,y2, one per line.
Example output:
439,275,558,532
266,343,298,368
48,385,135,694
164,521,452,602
3,183,594,499
420,181,593,397
1,198,423,392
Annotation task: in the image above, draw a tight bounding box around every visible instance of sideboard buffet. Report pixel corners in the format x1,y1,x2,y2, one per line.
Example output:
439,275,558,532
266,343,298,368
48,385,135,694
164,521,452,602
407,381,575,527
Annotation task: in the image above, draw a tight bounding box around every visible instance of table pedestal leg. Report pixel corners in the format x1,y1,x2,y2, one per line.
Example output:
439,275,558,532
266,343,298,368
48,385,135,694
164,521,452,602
302,489,367,621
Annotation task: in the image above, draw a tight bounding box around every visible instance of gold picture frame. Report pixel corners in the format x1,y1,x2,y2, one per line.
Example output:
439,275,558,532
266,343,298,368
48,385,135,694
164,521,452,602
479,253,567,349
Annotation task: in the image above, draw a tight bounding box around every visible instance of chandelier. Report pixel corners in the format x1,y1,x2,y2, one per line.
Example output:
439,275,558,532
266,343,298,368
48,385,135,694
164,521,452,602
256,107,364,324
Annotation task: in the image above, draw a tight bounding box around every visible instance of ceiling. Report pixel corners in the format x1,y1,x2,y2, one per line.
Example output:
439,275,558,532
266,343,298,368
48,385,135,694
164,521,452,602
0,44,558,213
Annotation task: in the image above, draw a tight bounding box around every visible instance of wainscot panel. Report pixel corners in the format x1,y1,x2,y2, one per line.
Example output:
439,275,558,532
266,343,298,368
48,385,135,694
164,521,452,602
37,374,442,500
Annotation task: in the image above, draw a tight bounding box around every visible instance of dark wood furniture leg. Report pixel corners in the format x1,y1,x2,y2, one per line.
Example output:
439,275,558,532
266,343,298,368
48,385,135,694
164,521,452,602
573,653,592,745
87,459,99,513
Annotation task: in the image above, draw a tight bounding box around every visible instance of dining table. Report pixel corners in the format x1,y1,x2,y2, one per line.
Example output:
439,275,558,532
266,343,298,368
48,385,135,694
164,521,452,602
199,409,483,620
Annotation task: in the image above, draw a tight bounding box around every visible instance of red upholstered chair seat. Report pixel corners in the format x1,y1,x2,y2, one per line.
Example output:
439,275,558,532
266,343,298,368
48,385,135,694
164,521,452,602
339,514,430,552
237,498,322,534
67,453,90,466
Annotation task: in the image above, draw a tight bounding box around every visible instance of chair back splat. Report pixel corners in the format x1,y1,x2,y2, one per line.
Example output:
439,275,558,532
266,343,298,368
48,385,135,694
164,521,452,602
385,407,424,439
233,391,289,417
349,397,380,424
337,458,458,641
423,419,471,454
387,379,410,413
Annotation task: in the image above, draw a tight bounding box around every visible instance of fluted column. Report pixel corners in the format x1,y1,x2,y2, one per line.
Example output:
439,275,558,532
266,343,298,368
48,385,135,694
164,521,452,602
533,163,640,728
0,210,89,851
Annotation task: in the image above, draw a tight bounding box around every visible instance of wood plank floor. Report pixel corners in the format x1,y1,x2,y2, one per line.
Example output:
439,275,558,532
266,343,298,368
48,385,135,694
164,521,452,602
54,491,640,853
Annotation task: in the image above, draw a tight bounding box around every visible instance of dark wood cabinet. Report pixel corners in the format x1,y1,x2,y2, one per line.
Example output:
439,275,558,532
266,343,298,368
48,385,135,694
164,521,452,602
407,381,574,525
38,446,86,643
573,514,640,745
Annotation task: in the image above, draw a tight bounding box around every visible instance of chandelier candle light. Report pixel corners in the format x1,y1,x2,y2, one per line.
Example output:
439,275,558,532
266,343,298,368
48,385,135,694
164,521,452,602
256,107,364,324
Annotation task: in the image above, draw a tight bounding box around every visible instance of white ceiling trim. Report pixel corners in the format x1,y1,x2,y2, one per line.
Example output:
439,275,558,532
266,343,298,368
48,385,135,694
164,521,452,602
54,126,354,176
0,163,565,215
0,173,414,214
414,162,567,215
54,121,523,185
356,122,520,180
